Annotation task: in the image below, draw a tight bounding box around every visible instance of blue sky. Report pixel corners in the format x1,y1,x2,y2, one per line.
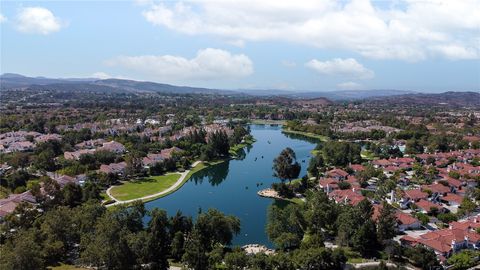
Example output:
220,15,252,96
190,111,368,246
1,0,479,92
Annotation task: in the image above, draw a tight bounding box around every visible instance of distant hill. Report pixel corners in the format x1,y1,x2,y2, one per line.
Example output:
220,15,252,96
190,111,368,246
366,91,480,107
292,97,333,106
1,74,477,102
238,88,417,100
0,74,236,95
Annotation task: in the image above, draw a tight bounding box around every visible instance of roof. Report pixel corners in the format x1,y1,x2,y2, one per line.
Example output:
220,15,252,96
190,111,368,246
422,184,450,194
441,193,464,205
404,189,429,201
415,199,444,212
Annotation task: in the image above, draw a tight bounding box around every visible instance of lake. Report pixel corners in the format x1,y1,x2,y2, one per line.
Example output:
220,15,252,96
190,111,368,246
145,125,317,247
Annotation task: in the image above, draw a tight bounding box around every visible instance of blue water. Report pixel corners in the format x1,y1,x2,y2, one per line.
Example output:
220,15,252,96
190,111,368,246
144,125,316,247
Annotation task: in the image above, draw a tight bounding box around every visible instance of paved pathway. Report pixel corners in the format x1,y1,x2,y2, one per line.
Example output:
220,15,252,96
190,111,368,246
105,161,202,207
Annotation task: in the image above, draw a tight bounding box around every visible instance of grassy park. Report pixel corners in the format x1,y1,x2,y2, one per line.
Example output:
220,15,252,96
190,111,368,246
109,173,181,201
281,128,329,141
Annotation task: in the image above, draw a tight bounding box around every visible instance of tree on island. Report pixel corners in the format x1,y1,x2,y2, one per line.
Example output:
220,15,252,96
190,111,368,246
273,147,301,184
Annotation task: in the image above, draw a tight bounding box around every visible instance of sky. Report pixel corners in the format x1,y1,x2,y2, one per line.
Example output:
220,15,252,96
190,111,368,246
1,0,479,92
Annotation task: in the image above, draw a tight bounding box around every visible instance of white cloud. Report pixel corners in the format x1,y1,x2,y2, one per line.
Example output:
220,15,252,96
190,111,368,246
0,14,7,23
16,7,63,35
91,72,112,79
306,58,374,79
140,0,480,61
337,81,363,90
106,48,253,81
226,39,245,48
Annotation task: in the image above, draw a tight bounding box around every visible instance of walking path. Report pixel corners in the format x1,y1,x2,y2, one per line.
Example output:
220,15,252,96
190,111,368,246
105,161,201,207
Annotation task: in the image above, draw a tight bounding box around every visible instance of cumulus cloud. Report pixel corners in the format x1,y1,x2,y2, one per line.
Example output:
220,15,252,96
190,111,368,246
16,7,63,34
0,14,7,23
91,72,131,80
140,0,480,61
306,58,374,79
106,48,253,81
337,81,363,90
91,72,112,79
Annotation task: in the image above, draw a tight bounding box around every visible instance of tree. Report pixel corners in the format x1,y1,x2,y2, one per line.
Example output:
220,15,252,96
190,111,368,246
0,230,44,270
267,203,305,249
377,202,398,242
171,231,185,261
80,212,136,269
208,130,230,157
273,147,301,183
293,247,346,270
62,182,83,207
405,246,440,269
145,209,170,270
125,153,143,178
352,219,378,256
224,249,249,270
458,197,477,216
322,141,361,166
447,250,480,270
305,191,339,236
307,155,324,177
182,230,209,270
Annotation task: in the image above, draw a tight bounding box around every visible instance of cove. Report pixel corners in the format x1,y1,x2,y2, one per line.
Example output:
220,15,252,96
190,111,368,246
144,125,317,248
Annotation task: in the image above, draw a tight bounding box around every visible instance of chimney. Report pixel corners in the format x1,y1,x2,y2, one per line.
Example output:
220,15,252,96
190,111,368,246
451,239,456,250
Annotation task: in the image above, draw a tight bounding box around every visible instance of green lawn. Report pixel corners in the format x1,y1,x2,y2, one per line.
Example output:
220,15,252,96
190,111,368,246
361,150,378,160
249,119,286,125
109,173,181,201
282,129,329,141
48,264,89,270
229,137,256,156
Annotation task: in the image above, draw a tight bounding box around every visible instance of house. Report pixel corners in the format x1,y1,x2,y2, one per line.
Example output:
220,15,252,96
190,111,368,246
401,227,480,262
415,199,446,214
35,133,62,143
318,178,338,193
99,162,127,175
423,183,451,194
372,204,422,231
99,141,126,154
75,139,106,149
326,168,349,181
8,141,35,152
396,211,422,231
440,193,464,207
64,149,96,160
328,188,365,206
143,153,164,167
160,147,183,159
349,164,365,172
404,189,429,202
0,191,37,219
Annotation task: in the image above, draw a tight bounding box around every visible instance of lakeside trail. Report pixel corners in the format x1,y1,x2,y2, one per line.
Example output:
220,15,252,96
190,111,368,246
105,161,202,207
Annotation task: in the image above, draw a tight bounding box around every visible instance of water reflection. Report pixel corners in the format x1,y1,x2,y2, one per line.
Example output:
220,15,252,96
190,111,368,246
282,131,321,144
190,160,230,186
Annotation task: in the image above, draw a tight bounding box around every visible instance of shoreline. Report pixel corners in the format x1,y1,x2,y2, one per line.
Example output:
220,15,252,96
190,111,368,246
257,188,305,204
105,160,224,207
281,128,329,141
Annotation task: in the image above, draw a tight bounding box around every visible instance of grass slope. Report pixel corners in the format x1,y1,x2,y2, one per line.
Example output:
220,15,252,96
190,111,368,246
282,129,329,141
109,173,181,201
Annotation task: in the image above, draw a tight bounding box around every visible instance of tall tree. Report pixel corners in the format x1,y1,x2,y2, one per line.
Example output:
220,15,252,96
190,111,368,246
273,147,301,183
146,209,170,270
377,202,398,243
